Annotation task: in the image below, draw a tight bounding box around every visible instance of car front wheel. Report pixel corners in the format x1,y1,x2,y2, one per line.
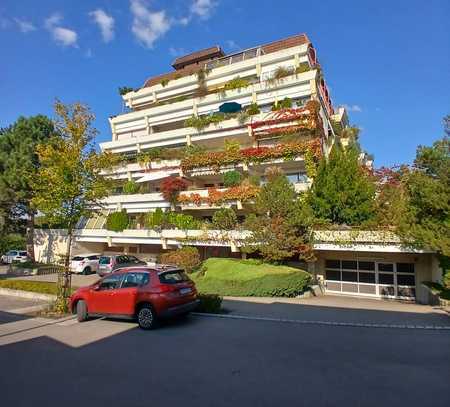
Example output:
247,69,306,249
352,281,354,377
76,300,88,322
137,305,156,330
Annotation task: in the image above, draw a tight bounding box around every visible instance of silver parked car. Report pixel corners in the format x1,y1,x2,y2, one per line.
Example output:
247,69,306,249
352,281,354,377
98,255,147,276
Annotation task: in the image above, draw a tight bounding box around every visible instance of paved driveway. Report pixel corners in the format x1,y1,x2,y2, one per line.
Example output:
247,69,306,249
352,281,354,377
1,300,449,407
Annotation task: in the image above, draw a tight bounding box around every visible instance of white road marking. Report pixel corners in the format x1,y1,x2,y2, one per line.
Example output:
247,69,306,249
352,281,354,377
191,312,450,331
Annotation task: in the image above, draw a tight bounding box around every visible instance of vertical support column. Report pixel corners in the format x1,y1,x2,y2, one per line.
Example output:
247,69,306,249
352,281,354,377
152,91,157,103
294,53,300,68
193,99,198,116
146,116,152,135
136,143,141,153
241,252,247,260
310,79,318,100
109,118,117,141
186,134,192,146
252,90,257,104
127,171,132,181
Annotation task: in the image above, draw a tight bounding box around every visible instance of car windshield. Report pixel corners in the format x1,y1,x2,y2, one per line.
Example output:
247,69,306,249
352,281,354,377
9,251,18,256
72,256,85,261
159,270,190,284
99,256,111,265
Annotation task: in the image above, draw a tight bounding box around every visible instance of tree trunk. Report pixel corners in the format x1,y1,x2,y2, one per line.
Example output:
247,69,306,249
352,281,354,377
26,211,35,262
63,227,73,299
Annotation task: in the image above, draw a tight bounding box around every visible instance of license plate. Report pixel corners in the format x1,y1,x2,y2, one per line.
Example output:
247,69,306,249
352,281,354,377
179,287,192,295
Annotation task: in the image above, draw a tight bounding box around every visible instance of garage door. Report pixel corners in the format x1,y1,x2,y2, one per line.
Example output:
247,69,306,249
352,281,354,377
325,259,416,299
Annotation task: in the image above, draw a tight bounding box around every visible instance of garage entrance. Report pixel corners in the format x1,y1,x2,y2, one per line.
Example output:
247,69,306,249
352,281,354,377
324,259,416,299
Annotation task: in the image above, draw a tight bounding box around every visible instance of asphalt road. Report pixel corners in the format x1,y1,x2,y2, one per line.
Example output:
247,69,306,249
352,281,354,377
1,300,449,407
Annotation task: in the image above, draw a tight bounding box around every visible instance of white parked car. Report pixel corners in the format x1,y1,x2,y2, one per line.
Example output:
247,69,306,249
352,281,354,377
1,250,29,264
70,254,101,275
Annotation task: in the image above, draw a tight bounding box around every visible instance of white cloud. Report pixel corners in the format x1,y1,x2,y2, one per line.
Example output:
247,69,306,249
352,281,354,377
45,13,78,47
190,0,217,19
44,13,62,29
14,18,36,33
89,9,114,43
130,0,171,48
342,104,362,112
85,48,93,58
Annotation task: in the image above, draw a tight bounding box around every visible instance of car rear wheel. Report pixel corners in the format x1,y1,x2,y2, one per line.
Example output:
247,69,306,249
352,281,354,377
83,266,91,275
76,300,88,322
137,304,156,330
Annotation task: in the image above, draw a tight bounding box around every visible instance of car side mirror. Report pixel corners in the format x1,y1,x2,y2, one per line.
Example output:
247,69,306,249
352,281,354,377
93,285,101,291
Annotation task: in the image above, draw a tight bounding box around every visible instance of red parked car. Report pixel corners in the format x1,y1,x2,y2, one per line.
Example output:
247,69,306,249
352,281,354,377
69,266,199,329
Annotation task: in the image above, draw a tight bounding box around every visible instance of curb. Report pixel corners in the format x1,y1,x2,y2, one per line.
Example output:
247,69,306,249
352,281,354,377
191,312,450,331
0,288,56,301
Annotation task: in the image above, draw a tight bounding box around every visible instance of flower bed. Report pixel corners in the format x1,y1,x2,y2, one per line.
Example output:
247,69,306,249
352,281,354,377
180,139,321,172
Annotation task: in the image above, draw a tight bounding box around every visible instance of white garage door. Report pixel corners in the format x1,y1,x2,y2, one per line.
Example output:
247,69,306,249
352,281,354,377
324,259,416,299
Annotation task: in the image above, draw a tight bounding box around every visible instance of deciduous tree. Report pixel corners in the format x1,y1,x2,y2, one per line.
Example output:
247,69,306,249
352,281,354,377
32,101,117,308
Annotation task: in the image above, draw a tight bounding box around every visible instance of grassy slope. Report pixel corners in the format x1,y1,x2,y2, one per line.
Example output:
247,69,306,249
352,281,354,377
191,258,311,297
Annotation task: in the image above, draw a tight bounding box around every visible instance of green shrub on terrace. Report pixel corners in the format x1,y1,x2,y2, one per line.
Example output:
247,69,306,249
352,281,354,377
145,209,203,230
122,180,140,194
223,170,242,187
212,208,238,230
223,76,250,91
295,62,311,74
246,103,260,115
106,210,129,232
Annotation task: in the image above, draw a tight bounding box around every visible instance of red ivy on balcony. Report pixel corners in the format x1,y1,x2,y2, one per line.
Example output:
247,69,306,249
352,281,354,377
180,139,322,172
178,184,260,206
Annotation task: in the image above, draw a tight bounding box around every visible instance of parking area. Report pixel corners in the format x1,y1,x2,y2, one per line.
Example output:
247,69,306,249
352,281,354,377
0,302,449,407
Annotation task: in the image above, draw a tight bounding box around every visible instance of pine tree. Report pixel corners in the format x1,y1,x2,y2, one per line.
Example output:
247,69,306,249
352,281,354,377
308,144,376,225
0,116,56,259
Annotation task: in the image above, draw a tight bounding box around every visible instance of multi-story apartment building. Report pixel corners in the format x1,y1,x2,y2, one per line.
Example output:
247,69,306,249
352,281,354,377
75,33,342,258
34,34,443,303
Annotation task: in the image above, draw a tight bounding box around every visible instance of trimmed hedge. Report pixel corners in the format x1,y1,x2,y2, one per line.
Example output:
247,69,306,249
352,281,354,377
192,258,312,297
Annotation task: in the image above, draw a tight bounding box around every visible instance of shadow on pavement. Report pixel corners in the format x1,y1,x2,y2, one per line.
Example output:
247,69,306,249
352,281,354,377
0,310,34,325
222,299,450,326
1,310,450,407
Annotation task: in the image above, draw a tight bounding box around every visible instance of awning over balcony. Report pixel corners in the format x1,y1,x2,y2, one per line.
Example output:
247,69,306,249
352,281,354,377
136,170,179,183
219,102,242,113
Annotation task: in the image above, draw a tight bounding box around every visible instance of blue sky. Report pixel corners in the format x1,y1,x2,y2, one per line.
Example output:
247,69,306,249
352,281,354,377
1,0,449,166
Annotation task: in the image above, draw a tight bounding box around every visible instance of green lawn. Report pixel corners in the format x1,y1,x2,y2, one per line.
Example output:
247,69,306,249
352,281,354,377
191,258,312,297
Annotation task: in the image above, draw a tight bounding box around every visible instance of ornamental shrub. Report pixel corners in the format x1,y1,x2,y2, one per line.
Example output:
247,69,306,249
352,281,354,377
212,208,238,230
160,246,201,273
122,180,140,194
145,208,165,229
196,293,223,313
223,170,242,187
106,210,129,232
160,177,188,204
295,62,310,74
246,103,260,115
223,76,250,91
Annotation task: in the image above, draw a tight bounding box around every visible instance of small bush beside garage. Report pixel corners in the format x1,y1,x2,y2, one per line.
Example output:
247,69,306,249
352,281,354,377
191,258,312,297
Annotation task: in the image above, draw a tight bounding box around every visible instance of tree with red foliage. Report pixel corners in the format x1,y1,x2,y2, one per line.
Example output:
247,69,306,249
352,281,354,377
160,177,188,205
